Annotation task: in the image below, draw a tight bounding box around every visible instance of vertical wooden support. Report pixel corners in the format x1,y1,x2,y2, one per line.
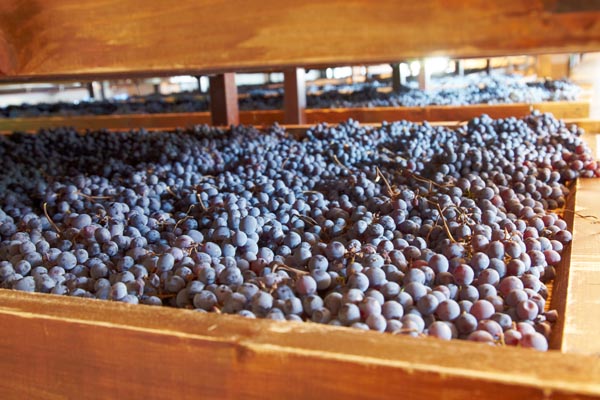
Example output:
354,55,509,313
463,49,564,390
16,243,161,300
100,81,109,100
455,60,464,76
365,66,373,81
391,63,406,92
209,73,239,126
418,60,431,90
283,67,306,124
485,58,492,74
86,82,95,99
351,66,363,83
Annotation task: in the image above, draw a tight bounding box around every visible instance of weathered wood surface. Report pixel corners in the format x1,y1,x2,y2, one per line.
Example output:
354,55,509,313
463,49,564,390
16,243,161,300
283,68,307,124
561,127,600,354
209,73,239,126
0,290,599,400
0,1,599,81
0,101,589,133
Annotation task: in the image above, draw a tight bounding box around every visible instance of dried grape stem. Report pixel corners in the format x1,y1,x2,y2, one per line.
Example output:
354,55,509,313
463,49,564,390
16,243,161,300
433,201,457,243
42,202,62,235
272,263,309,277
376,166,397,198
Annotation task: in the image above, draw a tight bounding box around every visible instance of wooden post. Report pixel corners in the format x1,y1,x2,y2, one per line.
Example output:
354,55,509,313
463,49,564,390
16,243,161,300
485,58,492,75
351,66,363,83
283,67,306,124
455,60,464,76
418,60,430,90
86,82,95,99
391,63,406,92
364,66,370,81
100,81,109,100
195,76,202,93
209,73,239,126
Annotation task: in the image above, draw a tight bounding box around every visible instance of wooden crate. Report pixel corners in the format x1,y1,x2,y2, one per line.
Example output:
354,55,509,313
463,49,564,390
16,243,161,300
0,1,599,398
0,101,590,133
0,122,599,399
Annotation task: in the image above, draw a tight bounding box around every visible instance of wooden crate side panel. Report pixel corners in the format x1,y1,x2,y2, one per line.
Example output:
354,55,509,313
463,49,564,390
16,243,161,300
0,113,212,133
562,177,600,355
548,180,576,351
534,101,591,118
240,110,284,125
425,104,532,121
0,1,600,80
0,103,590,133
0,291,599,399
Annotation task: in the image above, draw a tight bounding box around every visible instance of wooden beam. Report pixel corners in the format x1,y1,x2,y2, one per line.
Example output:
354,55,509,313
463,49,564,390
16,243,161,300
99,81,109,100
0,1,599,81
0,290,599,400
283,67,306,124
418,60,431,90
86,82,95,99
486,58,492,75
209,73,239,126
533,101,591,119
455,60,464,76
561,176,600,354
391,63,406,92
0,102,590,134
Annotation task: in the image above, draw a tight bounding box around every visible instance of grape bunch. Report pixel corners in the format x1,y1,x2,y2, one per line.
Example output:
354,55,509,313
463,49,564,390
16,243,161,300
0,111,597,352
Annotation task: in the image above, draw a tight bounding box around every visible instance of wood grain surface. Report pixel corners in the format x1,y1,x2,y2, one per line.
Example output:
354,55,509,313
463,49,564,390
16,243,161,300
0,1,598,80
0,290,599,400
209,73,239,125
283,68,307,124
561,175,600,354
0,101,589,133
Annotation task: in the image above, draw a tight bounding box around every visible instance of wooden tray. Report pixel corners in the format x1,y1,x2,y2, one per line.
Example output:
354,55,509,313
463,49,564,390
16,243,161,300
0,101,590,133
0,124,599,399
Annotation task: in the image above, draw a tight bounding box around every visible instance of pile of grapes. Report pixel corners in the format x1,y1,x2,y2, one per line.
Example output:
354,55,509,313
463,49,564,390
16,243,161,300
305,77,580,109
0,112,597,351
0,77,580,117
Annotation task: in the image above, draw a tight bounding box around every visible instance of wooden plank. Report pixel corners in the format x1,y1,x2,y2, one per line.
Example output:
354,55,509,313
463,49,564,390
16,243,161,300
553,129,600,354
561,126,600,356
209,73,239,126
0,290,599,400
566,118,600,134
0,106,592,134
0,1,599,81
283,67,307,124
304,104,533,124
391,63,405,92
0,112,212,133
562,175,600,354
418,60,431,90
548,179,576,351
534,101,591,119
306,107,429,124
425,103,532,121
455,60,464,76
486,59,492,75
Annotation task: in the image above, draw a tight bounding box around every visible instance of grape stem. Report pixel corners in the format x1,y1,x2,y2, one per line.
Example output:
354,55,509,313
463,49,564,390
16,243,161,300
42,202,62,235
271,262,309,277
